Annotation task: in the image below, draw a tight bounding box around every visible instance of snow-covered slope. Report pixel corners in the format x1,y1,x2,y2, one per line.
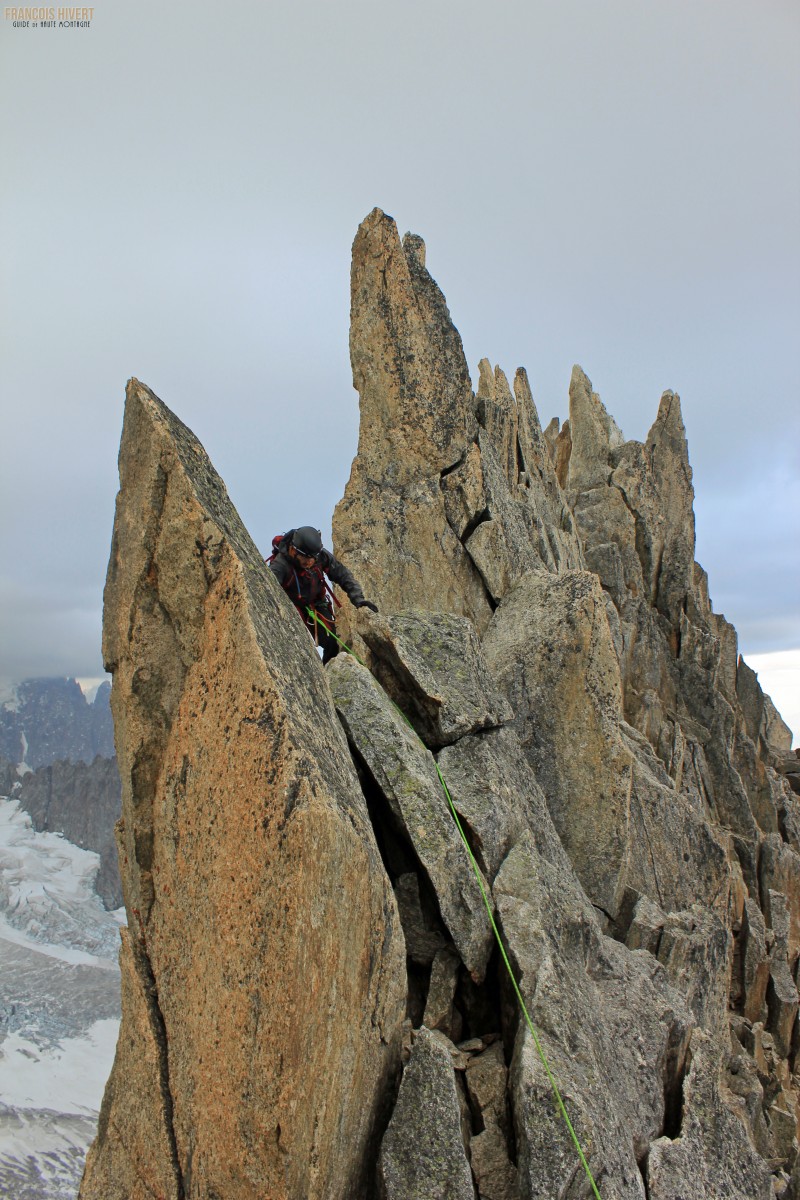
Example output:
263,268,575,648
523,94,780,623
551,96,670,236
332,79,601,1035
0,796,122,1199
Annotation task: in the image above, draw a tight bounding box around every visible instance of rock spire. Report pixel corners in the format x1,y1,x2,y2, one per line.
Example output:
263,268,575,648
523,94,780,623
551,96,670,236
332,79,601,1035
80,380,406,1200
82,212,798,1199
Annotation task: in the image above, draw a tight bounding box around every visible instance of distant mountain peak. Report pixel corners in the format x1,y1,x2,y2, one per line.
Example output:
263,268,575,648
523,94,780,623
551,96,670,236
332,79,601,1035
0,676,114,770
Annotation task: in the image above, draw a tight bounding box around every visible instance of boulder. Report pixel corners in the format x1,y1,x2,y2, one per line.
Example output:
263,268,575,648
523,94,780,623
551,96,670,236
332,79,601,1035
423,945,462,1038
359,610,512,748
394,872,447,966
468,1121,519,1200
767,953,798,1060
626,896,666,956
437,726,558,885
464,1041,510,1136
646,1034,772,1200
656,907,732,1038
379,1025,476,1200
765,893,799,1058
763,695,794,756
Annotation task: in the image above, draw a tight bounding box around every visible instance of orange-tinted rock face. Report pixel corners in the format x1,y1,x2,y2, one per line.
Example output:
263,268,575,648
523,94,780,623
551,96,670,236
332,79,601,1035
80,380,405,1200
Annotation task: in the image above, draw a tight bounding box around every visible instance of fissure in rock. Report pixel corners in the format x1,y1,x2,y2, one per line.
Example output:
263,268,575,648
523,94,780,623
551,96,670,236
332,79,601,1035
132,933,186,1200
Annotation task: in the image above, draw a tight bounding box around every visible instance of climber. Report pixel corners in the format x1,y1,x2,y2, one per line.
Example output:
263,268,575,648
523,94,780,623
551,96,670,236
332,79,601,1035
267,526,378,662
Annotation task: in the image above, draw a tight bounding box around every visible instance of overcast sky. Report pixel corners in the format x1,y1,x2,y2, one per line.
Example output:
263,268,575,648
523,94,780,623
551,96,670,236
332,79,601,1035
1,1,798,735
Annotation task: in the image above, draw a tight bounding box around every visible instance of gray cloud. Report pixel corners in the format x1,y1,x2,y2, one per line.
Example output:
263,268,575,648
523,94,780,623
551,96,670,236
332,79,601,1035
1,0,798,682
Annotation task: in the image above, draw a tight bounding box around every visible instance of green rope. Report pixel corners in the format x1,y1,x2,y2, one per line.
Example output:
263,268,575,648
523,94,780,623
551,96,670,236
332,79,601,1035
307,608,603,1199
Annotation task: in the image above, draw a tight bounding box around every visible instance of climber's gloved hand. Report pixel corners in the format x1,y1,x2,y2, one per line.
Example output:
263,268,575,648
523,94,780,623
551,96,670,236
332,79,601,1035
357,600,379,613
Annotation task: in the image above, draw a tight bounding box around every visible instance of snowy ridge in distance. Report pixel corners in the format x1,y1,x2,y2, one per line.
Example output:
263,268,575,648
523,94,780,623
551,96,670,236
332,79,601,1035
0,795,122,1199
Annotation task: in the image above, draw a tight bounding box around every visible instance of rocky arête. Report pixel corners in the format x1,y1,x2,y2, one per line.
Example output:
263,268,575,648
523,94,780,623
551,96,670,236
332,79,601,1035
81,209,797,1200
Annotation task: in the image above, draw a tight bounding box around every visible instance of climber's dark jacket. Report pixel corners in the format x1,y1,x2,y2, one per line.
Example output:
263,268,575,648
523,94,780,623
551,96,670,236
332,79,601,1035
268,533,366,614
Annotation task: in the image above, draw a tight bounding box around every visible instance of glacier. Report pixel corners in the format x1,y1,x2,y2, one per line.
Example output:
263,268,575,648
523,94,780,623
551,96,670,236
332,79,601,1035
0,795,122,1199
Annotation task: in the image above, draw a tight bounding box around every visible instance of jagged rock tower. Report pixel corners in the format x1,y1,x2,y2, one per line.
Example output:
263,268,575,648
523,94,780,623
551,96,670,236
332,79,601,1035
81,208,799,1200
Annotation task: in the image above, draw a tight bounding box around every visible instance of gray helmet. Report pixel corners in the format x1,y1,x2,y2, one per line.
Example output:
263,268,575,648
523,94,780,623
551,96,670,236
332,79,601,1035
291,526,323,559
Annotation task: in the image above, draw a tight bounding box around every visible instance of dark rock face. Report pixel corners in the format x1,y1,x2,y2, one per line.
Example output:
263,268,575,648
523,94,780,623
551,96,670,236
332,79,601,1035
0,755,18,796
0,680,120,909
0,678,113,769
82,211,797,1200
16,756,123,909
